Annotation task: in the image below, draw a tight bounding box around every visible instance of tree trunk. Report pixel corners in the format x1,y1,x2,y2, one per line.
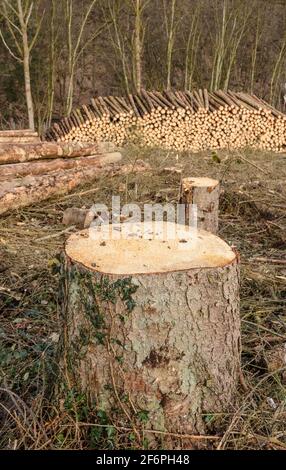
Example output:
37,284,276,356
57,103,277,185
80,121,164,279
180,177,220,234
0,154,122,215
0,142,100,165
134,0,142,92
0,130,40,144
0,153,122,180
59,221,241,442
18,0,35,132
23,51,35,131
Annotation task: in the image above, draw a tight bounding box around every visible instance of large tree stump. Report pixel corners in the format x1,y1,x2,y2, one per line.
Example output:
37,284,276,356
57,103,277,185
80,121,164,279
60,222,240,437
180,177,220,233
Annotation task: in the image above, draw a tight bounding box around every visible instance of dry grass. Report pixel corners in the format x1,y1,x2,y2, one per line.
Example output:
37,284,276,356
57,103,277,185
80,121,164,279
0,145,286,450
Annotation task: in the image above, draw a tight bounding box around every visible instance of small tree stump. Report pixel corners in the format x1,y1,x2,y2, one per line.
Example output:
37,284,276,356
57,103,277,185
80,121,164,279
60,222,240,436
180,177,220,233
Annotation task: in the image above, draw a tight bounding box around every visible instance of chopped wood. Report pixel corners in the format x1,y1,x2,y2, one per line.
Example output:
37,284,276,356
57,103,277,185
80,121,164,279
0,153,122,179
0,142,100,165
0,154,154,215
46,89,286,154
62,207,95,229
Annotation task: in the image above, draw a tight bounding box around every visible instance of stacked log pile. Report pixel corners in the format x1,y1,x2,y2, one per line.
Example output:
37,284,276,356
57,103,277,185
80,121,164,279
46,90,286,153
0,142,122,215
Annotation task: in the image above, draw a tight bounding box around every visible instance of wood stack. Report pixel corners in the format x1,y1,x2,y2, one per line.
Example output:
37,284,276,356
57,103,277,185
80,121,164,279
0,141,122,215
47,90,286,153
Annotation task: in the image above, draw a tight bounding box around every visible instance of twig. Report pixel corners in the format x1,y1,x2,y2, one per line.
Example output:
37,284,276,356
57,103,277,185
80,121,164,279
35,226,75,242
217,366,286,450
65,422,220,440
61,187,99,200
242,319,286,339
249,257,286,265
237,153,269,174
239,369,249,392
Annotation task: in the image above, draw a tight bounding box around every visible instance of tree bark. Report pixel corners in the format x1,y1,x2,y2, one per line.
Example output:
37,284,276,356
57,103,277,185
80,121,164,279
0,142,100,165
134,0,142,92
0,154,122,215
18,0,35,131
0,159,154,215
0,153,122,179
0,130,40,144
59,222,241,442
180,177,220,234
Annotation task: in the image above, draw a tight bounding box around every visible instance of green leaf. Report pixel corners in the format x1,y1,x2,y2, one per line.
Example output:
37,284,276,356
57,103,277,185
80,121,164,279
137,410,149,423
211,151,221,163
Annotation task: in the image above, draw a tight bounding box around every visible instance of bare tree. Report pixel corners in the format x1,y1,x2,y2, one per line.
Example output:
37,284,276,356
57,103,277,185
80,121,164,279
270,29,286,105
184,2,201,90
131,0,149,92
250,11,262,94
163,0,179,90
64,0,105,116
105,0,149,93
0,0,44,130
106,0,131,94
210,0,251,91
46,0,57,128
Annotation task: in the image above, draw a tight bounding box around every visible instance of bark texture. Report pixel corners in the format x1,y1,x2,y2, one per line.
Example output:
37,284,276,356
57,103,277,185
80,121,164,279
0,159,154,215
0,137,40,144
0,154,122,215
0,130,40,144
18,0,35,131
60,240,240,437
0,142,100,165
0,153,122,180
180,177,220,233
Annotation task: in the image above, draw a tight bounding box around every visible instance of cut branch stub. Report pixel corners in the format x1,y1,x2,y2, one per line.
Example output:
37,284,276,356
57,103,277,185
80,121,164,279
180,177,220,234
60,221,240,438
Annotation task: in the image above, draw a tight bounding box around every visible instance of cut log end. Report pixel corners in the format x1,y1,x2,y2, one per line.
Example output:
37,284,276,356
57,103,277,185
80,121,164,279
65,222,236,275
181,176,219,190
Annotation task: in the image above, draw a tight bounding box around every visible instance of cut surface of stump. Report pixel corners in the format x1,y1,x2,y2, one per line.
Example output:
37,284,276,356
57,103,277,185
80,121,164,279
60,221,240,440
180,177,220,233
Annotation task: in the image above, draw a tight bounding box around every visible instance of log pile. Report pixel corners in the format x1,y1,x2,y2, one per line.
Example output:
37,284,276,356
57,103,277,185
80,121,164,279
0,141,122,215
47,89,286,153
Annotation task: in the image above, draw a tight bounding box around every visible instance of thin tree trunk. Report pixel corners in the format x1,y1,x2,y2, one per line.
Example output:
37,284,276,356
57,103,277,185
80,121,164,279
134,0,142,92
18,0,35,131
250,13,261,94
165,0,176,91
47,0,56,128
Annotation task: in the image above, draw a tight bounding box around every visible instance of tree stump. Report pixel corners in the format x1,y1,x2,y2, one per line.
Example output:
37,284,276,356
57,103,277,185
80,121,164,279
59,222,240,437
180,177,220,233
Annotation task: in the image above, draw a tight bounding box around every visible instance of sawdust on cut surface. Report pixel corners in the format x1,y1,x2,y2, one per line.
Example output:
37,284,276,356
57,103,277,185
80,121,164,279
65,222,236,275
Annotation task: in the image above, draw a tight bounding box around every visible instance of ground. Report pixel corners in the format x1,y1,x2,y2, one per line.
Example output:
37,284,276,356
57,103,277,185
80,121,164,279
0,146,285,450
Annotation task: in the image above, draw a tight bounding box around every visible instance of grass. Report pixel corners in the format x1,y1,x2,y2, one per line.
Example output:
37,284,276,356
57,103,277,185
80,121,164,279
0,145,286,450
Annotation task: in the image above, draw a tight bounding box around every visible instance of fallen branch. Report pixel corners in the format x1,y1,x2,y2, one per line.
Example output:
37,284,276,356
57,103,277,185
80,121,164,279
250,257,286,265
